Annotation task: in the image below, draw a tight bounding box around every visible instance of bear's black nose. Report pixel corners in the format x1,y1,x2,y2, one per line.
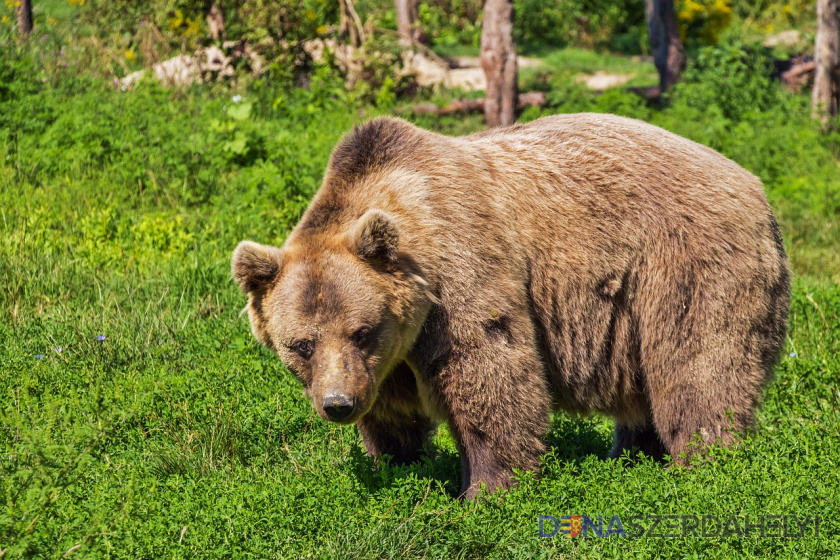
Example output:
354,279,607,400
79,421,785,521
323,394,355,421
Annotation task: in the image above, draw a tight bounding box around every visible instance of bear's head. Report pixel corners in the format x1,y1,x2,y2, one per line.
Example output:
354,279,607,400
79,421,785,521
232,209,433,424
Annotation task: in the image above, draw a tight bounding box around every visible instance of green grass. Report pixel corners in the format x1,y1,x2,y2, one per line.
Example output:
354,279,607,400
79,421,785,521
518,47,659,92
33,0,77,24
538,47,655,76
2,48,840,557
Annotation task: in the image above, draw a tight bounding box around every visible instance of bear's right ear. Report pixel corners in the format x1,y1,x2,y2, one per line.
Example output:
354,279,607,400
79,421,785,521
231,241,284,294
347,209,400,266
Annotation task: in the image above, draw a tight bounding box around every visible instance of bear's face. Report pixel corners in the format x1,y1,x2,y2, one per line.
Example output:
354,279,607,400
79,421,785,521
232,210,432,424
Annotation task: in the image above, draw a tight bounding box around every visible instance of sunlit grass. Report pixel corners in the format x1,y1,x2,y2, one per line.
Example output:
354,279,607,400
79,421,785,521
1,56,838,557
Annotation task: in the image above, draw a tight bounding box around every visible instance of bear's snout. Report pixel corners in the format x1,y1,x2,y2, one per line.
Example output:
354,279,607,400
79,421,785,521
322,394,356,422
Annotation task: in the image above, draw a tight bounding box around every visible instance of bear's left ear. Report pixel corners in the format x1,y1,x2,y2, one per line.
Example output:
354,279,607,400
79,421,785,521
231,241,285,294
347,209,400,266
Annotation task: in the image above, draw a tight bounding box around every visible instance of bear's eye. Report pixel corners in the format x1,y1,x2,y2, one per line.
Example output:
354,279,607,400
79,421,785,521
291,339,314,359
352,327,371,347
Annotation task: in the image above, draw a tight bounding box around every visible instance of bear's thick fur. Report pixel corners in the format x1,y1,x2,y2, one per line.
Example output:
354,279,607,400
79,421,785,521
232,114,790,499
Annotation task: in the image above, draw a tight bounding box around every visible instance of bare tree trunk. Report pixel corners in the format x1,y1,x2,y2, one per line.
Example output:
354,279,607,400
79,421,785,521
16,0,33,36
812,0,840,121
395,0,422,46
481,0,517,127
206,2,226,42
646,0,685,93
339,0,365,48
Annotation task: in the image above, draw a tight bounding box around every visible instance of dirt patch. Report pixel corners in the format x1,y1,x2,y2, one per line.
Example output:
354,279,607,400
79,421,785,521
574,71,635,91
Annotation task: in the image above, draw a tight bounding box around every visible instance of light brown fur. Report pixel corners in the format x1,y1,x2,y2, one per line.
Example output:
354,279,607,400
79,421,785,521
232,114,790,499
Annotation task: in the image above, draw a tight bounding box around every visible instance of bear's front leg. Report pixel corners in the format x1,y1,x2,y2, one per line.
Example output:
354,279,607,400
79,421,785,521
356,362,436,465
439,340,551,500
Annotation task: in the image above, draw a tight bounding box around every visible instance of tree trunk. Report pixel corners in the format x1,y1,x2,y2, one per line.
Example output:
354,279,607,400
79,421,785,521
395,0,422,46
206,2,226,42
16,0,33,36
339,0,364,48
645,0,685,93
812,0,840,121
480,0,517,127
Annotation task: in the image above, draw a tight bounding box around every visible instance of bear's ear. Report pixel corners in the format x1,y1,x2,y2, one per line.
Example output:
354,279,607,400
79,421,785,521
348,209,400,266
231,241,284,294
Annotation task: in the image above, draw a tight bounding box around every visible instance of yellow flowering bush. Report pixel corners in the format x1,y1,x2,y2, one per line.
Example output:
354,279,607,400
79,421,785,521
677,0,733,45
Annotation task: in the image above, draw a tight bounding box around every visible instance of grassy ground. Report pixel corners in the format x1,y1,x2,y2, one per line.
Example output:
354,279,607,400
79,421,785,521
2,50,840,557
31,0,77,24
528,47,658,88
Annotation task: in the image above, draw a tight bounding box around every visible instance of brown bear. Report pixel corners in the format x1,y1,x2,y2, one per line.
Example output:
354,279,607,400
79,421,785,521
232,114,790,499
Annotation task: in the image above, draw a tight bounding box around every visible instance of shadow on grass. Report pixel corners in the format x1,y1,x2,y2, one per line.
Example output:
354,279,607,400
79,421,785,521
348,441,463,497
544,415,615,462
348,414,619,497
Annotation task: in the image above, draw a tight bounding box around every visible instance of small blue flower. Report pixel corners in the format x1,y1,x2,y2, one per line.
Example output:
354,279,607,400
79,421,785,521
35,354,44,360
232,95,242,103
789,352,796,358
54,347,62,353
97,335,106,341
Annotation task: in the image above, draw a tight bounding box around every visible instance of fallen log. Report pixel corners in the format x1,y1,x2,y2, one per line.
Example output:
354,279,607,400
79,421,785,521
627,85,661,101
780,60,815,93
409,91,546,115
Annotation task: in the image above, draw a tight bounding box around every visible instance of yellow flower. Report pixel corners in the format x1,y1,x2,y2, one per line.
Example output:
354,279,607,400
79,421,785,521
184,17,201,37
677,0,732,43
1,15,7,23
712,0,731,14
14,0,22,7
678,0,705,22
125,49,135,60
316,25,328,35
168,9,184,30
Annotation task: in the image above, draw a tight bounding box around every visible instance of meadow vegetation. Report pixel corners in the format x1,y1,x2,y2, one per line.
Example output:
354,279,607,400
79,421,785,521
1,0,839,557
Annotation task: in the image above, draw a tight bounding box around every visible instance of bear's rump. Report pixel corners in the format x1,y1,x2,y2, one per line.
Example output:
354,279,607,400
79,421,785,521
525,218,787,426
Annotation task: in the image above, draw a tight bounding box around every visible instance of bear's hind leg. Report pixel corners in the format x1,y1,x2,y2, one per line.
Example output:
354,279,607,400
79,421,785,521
637,251,782,465
647,381,751,465
356,362,436,465
610,424,666,460
643,338,764,464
